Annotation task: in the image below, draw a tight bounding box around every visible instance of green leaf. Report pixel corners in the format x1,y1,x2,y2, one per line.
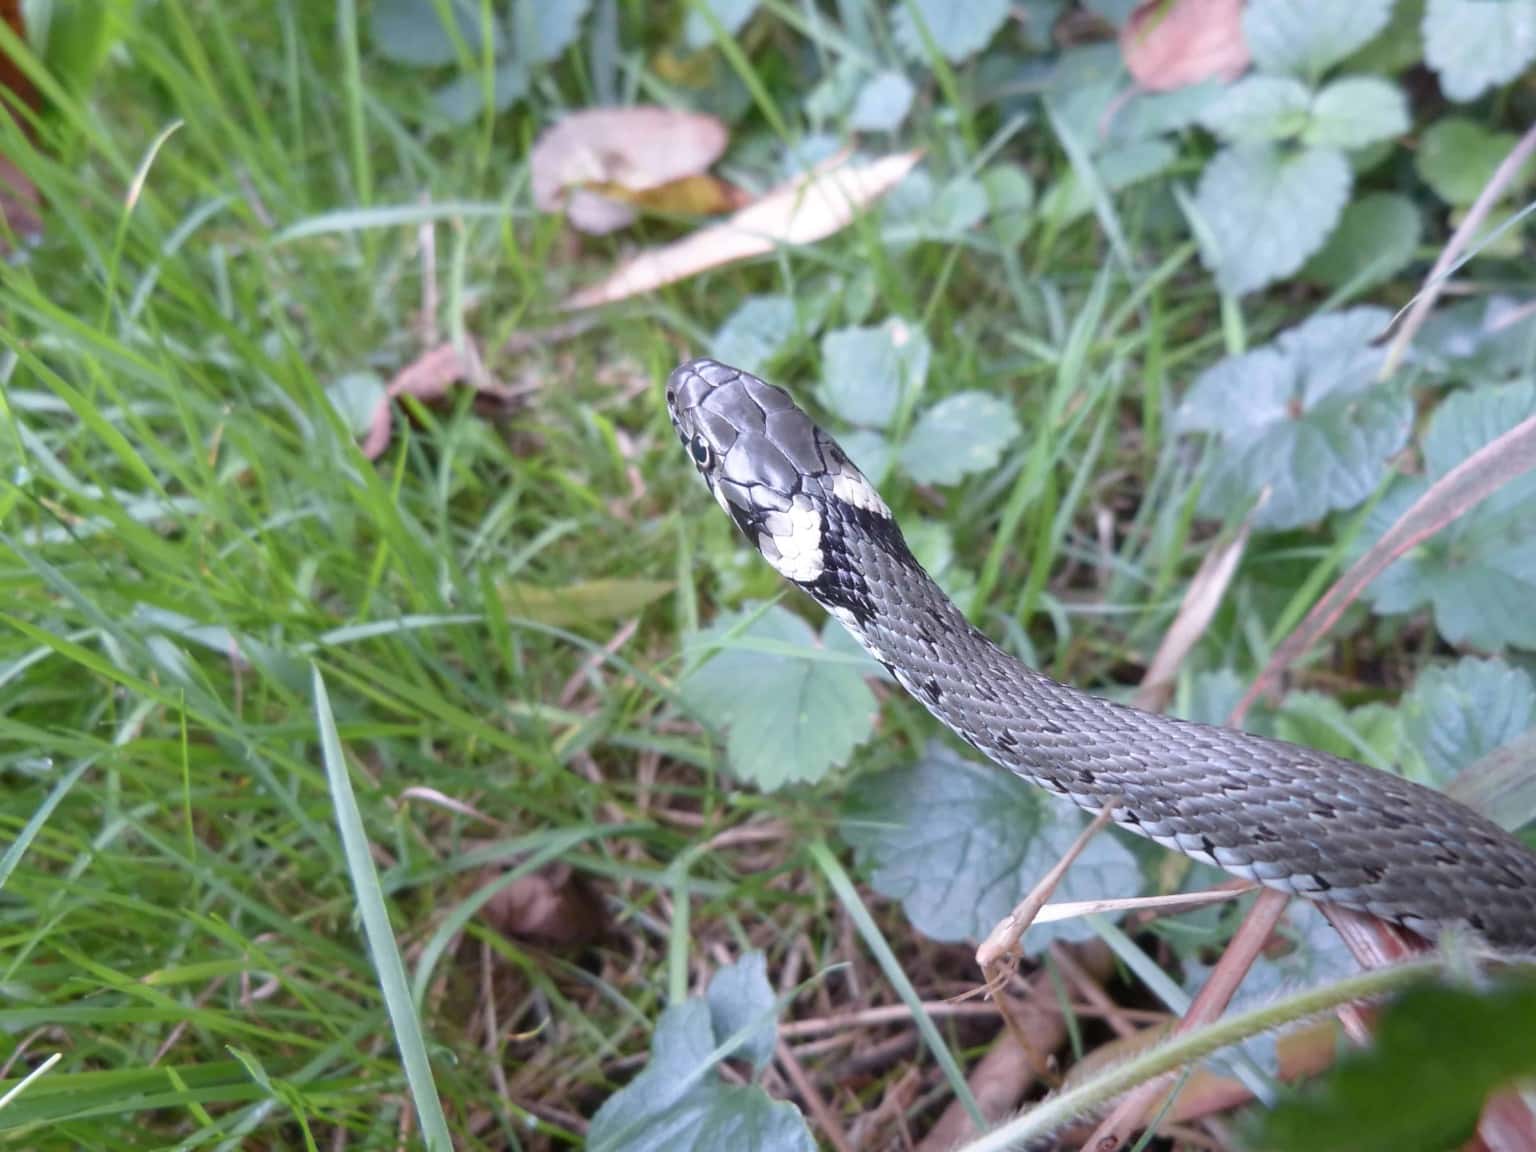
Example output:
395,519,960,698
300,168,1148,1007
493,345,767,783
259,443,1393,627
706,952,777,1074
681,605,879,790
841,742,1141,948
711,296,801,376
1362,380,1536,650
1401,658,1536,787
1193,144,1353,297
370,0,499,67
1259,977,1536,1152
326,372,385,439
588,995,815,1152
838,429,894,485
431,61,528,125
313,670,452,1152
1302,76,1408,150
892,0,1012,62
1178,308,1410,530
1424,0,1536,103
898,391,1022,486
1243,0,1396,80
685,0,761,48
1301,192,1421,290
1416,117,1529,207
1199,76,1312,143
981,163,1035,246
883,172,990,243
1040,139,1179,226
1276,693,1401,768
1342,0,1428,75
521,0,590,63
819,318,932,430
850,70,915,132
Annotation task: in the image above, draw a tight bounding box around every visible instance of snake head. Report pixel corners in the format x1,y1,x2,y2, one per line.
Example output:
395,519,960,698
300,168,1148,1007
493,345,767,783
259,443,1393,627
665,357,892,584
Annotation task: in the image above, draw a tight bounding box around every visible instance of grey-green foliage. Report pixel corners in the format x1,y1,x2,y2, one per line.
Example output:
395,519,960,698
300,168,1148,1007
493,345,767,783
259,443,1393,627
1401,657,1536,786
1362,380,1536,651
1191,0,1406,295
589,953,812,1152
1423,0,1536,102
842,742,1141,949
368,0,590,123
819,317,1021,489
680,605,880,790
1177,309,1411,530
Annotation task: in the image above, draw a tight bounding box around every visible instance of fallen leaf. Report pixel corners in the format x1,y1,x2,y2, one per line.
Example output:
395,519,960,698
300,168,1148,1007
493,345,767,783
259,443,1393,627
1121,0,1249,92
480,863,605,947
363,342,529,460
563,149,922,309
500,578,673,629
530,105,729,234
1,0,42,255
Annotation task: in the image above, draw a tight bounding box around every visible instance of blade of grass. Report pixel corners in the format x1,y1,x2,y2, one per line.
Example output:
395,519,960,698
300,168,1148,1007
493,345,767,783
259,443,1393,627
312,665,451,1152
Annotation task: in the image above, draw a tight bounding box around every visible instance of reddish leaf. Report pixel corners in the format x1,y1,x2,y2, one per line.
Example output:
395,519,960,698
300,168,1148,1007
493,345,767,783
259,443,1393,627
1121,0,1250,92
0,0,42,254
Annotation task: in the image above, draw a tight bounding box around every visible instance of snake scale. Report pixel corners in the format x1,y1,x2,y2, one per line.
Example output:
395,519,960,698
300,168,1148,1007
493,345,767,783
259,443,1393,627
667,357,1536,952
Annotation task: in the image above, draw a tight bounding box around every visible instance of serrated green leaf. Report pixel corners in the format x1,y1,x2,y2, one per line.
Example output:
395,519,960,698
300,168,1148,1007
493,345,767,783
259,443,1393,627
1111,83,1226,143
685,0,761,48
1416,297,1536,378
1259,977,1536,1152
1199,76,1312,143
326,373,385,438
1401,658,1536,787
898,391,1022,485
1302,192,1421,289
841,742,1141,948
1416,117,1530,207
850,70,915,132
1363,380,1536,650
1302,76,1408,150
681,606,878,790
1424,0,1536,103
1193,144,1353,296
1276,692,1402,768
820,319,931,430
1243,0,1395,80
706,953,776,1074
370,0,500,67
1178,308,1410,529
589,997,814,1152
892,0,1012,62
711,296,801,376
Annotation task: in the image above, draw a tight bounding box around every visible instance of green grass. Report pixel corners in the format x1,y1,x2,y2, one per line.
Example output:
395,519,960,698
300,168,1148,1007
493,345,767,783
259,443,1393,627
2,3,1531,1149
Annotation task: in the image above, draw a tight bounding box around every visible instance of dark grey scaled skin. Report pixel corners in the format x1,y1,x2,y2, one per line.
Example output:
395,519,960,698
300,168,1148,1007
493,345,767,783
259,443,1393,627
666,357,1536,952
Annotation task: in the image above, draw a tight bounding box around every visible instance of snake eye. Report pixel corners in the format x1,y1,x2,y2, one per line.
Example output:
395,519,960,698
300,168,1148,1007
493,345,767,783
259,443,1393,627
690,436,713,469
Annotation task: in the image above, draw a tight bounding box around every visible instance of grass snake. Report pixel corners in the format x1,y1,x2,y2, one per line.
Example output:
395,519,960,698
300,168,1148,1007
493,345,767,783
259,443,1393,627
666,357,1536,952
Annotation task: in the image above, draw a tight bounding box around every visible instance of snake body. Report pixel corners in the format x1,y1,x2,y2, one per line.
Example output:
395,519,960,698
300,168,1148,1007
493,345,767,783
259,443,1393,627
667,358,1536,951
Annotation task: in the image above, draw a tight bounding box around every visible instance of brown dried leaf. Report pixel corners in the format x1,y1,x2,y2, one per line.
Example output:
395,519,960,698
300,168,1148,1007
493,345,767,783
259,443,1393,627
1133,517,1254,713
1121,0,1249,92
531,105,728,234
563,149,922,310
364,342,528,460
1,0,42,255
480,863,605,947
